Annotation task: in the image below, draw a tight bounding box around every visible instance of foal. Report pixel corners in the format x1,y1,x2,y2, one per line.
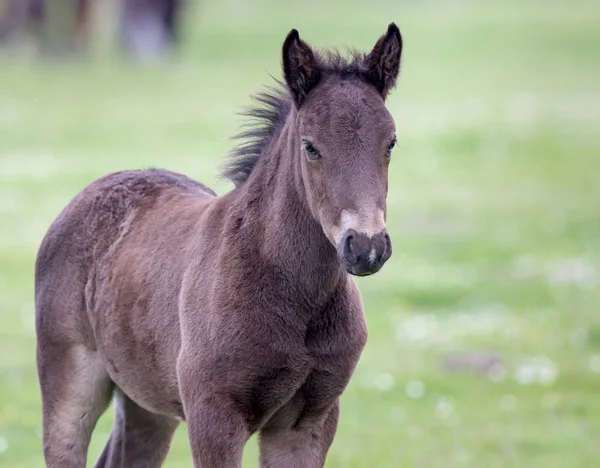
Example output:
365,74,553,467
35,24,403,467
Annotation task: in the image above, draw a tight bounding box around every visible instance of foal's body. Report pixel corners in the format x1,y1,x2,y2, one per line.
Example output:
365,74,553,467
38,167,364,466
36,25,403,467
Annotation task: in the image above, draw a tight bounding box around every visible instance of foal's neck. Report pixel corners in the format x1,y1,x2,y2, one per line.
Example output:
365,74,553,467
233,107,345,302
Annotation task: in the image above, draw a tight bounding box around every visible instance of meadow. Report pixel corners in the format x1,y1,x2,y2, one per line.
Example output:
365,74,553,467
1,0,599,466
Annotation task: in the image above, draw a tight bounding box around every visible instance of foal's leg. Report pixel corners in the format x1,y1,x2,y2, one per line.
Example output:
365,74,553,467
163,0,183,44
182,392,250,468
120,0,173,59
259,400,340,468
38,343,113,468
94,389,179,468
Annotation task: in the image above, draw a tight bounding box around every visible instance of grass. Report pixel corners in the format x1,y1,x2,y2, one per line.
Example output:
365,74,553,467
1,0,599,466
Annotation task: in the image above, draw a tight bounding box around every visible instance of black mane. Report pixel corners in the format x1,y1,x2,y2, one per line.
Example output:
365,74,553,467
222,49,370,187
222,83,291,187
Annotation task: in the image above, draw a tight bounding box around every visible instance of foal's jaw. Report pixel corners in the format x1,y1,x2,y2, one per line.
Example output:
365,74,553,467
328,209,393,276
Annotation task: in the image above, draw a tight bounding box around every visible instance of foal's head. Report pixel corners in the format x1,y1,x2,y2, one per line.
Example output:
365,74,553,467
283,24,402,276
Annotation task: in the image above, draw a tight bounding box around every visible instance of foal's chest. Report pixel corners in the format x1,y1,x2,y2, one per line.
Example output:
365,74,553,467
247,312,367,432
180,268,368,430
248,288,368,430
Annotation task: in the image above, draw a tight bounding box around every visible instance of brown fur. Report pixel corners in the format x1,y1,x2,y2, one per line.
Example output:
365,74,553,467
35,24,403,467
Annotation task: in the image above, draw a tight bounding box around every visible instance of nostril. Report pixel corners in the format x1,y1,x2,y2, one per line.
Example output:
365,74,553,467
374,233,391,263
384,233,392,250
343,234,358,264
383,232,392,260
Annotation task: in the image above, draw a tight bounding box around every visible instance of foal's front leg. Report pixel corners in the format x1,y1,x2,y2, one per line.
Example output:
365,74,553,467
180,386,250,468
259,400,340,468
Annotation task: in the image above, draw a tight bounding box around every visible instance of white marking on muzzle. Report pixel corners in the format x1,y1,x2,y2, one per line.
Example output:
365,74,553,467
332,208,386,245
368,247,377,263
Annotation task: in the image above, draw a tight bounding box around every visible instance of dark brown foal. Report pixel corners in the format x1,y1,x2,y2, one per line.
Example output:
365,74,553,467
35,24,403,467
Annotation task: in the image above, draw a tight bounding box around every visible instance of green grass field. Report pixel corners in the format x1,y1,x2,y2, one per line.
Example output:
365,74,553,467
1,0,600,466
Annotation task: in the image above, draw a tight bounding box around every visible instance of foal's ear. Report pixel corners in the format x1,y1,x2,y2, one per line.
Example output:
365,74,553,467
282,29,321,107
363,23,403,99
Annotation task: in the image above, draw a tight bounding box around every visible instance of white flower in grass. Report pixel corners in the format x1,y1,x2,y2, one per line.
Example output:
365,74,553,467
589,355,600,373
537,362,558,387
405,379,425,399
373,373,395,392
515,363,536,385
500,395,518,412
388,407,405,425
569,328,588,349
515,356,559,387
435,397,454,420
408,426,422,440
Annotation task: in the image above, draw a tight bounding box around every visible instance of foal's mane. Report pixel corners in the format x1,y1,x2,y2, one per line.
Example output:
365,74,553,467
222,49,369,187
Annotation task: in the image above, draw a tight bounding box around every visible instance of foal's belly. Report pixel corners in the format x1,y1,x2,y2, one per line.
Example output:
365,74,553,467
101,326,320,425
97,314,185,419
93,255,189,418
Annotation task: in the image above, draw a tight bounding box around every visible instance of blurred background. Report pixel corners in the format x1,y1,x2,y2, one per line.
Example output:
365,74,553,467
1,0,599,466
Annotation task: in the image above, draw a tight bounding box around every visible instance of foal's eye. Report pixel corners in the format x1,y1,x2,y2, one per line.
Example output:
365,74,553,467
302,140,321,160
386,137,397,157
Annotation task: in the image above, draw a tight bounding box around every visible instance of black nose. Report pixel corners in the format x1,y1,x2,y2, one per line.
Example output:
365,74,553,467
341,228,392,276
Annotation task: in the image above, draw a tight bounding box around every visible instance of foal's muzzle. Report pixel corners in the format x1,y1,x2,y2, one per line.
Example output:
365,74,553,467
340,229,392,276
